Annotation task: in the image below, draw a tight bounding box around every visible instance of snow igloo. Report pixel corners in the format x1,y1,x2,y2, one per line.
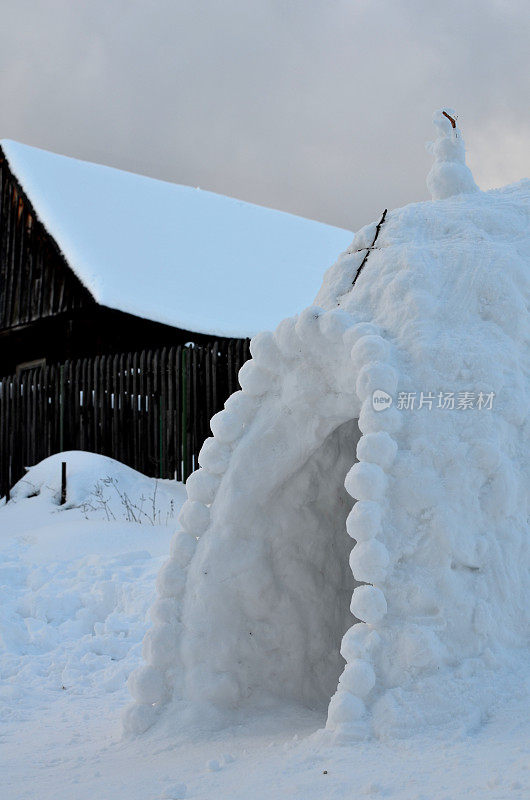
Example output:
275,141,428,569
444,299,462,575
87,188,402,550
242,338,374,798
124,110,529,739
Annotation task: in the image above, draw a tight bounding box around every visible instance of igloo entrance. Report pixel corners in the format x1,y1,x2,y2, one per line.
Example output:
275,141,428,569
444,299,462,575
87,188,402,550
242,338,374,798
179,414,361,712
257,417,360,709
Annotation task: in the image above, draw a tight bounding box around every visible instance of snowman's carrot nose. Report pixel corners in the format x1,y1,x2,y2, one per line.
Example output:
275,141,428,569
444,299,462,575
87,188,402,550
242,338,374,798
442,111,456,129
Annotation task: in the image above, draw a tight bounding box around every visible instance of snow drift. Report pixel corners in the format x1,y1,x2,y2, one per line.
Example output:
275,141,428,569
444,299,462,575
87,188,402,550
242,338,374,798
0,452,185,750
6,450,185,523
124,110,530,739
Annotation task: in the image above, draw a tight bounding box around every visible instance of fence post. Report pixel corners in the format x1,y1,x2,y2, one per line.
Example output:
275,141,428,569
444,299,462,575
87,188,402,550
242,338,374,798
59,364,64,452
60,460,67,505
181,347,188,481
159,397,164,479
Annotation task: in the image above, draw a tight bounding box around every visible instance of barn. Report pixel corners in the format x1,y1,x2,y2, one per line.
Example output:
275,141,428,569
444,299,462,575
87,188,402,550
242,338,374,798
0,141,352,495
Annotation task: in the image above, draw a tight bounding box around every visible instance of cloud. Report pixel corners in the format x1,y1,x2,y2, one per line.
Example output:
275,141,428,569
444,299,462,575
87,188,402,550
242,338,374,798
0,0,528,231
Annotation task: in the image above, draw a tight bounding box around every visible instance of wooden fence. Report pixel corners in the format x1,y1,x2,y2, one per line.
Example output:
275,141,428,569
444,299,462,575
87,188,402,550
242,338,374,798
0,339,250,499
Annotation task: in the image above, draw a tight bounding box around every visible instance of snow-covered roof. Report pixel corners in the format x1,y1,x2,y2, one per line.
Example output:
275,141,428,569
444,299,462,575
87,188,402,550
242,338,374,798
1,140,353,338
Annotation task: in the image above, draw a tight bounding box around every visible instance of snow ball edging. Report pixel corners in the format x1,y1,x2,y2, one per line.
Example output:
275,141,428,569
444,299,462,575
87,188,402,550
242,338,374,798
350,334,390,370
295,305,327,349
125,333,278,735
178,499,210,536
319,308,356,343
237,360,272,396
198,437,231,475
274,316,301,357
326,325,401,737
346,500,382,541
210,409,245,443
349,539,390,585
250,330,282,372
123,523,198,735
185,469,220,505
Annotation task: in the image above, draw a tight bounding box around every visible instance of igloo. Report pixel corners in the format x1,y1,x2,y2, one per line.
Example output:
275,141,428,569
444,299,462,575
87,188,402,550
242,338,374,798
124,110,529,739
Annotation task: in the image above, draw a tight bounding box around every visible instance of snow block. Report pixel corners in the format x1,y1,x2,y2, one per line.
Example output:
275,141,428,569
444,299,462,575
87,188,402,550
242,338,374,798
340,624,382,662
343,322,380,351
350,585,387,624
327,690,366,725
210,409,245,443
224,390,258,422
149,597,182,626
122,702,158,736
349,539,390,584
198,437,231,474
274,316,301,357
142,623,182,669
358,401,402,435
127,664,167,705
169,531,197,567
238,360,271,396
356,362,398,403
156,558,186,599
295,305,325,344
350,335,390,371
338,659,376,698
356,432,397,470
178,500,210,536
250,330,282,371
346,501,383,541
185,468,220,505
319,309,355,342
344,462,387,502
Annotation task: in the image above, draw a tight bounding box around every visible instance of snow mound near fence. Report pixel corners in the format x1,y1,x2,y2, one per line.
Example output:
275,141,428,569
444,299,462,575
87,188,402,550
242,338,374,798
125,111,529,741
5,450,185,526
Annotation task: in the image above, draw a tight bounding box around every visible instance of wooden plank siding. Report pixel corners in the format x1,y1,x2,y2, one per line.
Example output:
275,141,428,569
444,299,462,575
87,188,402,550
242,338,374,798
0,148,95,333
0,147,254,501
0,340,250,499
0,147,248,379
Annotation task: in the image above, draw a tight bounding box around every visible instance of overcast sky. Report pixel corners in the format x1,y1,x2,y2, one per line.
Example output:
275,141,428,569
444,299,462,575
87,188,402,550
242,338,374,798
1,0,529,231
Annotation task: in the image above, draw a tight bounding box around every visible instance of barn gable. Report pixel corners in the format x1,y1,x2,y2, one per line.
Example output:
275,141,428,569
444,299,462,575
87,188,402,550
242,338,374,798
0,141,352,374
0,148,94,348
0,140,353,339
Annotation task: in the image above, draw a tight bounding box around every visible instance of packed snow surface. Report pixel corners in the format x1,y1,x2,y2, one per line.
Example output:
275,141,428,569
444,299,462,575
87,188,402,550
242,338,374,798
1,452,528,799
127,111,529,742
1,140,352,337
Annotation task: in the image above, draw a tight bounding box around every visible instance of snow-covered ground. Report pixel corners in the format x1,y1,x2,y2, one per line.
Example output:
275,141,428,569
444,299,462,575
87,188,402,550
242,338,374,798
1,452,528,799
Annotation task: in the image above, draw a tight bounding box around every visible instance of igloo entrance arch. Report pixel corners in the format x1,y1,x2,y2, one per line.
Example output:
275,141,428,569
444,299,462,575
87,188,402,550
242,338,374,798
124,305,400,736
178,348,364,714
124,111,529,739
184,415,361,712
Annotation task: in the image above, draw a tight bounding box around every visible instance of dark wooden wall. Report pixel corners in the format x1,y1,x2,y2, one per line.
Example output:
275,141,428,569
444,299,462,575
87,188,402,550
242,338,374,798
0,303,239,375
0,339,250,499
0,148,95,333
0,148,243,374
